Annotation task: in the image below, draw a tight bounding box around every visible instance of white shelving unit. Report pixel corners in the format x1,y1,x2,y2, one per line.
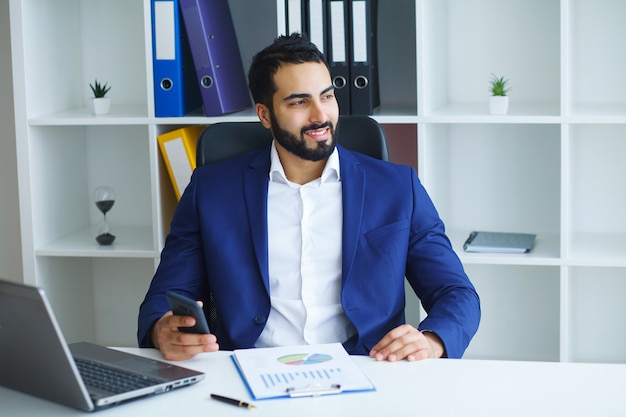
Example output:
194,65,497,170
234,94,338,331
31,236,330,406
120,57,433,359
417,0,626,364
9,0,626,363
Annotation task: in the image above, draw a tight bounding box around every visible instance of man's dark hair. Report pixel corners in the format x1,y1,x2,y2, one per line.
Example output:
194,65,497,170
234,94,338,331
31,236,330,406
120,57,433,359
248,33,330,109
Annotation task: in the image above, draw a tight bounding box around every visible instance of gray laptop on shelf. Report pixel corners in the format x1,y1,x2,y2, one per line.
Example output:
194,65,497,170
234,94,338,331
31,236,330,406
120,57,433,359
0,278,205,412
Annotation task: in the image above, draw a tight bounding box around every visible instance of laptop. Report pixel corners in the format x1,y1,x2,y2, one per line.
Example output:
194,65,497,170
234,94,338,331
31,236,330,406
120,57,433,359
0,279,205,412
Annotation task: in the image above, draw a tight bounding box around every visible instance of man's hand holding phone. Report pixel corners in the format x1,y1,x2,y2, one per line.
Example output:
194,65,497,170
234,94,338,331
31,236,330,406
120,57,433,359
166,291,211,334
150,292,219,361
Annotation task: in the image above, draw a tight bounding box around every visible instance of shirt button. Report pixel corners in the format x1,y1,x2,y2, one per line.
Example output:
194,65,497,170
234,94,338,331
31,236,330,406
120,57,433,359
254,315,266,325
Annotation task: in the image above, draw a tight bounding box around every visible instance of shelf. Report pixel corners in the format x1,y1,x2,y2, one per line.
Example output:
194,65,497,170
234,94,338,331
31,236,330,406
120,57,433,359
424,103,561,123
372,105,419,123
28,105,149,126
567,104,626,123
152,107,260,125
36,225,157,258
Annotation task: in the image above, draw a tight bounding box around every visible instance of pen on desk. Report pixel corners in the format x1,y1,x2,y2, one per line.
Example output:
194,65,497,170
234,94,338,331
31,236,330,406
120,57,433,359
210,393,256,409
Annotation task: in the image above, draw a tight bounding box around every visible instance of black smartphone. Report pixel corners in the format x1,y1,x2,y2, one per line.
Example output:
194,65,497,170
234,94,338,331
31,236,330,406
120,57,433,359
166,291,211,334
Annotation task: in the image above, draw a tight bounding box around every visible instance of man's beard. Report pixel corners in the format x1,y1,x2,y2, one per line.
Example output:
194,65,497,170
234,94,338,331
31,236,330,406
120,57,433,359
269,112,337,162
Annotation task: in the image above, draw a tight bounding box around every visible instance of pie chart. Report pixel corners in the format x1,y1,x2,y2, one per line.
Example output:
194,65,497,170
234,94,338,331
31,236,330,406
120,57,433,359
277,353,333,365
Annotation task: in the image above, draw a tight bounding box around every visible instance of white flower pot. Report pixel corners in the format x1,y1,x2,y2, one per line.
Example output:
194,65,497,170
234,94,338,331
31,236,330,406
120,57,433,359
91,97,111,115
489,96,509,115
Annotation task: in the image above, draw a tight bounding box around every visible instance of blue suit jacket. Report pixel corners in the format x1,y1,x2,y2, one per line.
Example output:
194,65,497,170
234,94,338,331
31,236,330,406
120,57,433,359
138,145,480,358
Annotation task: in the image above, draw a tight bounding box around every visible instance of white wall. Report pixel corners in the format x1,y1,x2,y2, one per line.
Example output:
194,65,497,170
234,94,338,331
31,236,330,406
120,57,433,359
0,0,23,282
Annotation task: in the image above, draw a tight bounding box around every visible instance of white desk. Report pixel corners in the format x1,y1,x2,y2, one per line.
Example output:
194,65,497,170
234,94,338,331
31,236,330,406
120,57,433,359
2,348,626,416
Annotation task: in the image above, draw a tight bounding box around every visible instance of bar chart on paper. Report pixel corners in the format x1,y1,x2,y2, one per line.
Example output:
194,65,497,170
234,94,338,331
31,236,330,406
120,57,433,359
263,353,339,388
232,343,375,399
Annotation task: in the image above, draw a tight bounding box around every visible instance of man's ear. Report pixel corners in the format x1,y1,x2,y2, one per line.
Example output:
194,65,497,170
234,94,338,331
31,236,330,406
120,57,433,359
256,103,272,129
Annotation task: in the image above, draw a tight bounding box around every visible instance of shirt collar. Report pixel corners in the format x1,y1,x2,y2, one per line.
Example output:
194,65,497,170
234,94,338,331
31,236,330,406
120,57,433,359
269,141,340,185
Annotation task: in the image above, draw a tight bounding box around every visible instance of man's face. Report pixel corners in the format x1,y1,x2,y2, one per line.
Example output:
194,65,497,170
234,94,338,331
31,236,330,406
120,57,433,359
267,62,340,161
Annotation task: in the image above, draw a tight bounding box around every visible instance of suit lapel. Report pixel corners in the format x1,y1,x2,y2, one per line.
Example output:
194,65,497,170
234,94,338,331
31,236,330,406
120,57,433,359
244,152,271,294
338,147,365,285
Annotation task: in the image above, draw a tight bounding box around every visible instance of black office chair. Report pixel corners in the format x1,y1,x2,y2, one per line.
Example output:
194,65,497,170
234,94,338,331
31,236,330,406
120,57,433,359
196,115,389,166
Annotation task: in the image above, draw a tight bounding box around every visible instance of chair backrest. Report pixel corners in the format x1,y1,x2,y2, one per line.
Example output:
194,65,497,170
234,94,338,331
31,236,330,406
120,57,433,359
196,115,388,167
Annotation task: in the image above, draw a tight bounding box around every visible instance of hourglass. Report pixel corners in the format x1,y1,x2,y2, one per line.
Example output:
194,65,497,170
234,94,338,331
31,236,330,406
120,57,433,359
94,186,116,245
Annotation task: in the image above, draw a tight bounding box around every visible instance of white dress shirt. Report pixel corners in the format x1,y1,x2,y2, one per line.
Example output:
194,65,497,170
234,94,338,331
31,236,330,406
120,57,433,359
255,143,356,347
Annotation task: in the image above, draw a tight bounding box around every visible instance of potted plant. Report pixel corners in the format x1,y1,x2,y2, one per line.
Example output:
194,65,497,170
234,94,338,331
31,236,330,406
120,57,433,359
488,73,510,115
89,79,112,115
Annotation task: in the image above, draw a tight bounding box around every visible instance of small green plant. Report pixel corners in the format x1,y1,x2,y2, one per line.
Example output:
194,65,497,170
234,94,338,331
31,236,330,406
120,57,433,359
89,79,111,98
489,74,510,96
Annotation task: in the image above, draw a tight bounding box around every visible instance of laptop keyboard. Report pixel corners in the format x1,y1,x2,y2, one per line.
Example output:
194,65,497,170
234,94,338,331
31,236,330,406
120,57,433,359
75,358,161,395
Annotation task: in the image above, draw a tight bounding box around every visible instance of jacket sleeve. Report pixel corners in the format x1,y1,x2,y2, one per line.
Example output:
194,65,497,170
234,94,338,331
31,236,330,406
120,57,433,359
404,169,481,358
137,169,210,347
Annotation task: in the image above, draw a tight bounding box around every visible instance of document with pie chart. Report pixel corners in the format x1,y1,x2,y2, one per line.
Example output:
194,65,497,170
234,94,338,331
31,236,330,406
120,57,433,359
232,343,375,399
